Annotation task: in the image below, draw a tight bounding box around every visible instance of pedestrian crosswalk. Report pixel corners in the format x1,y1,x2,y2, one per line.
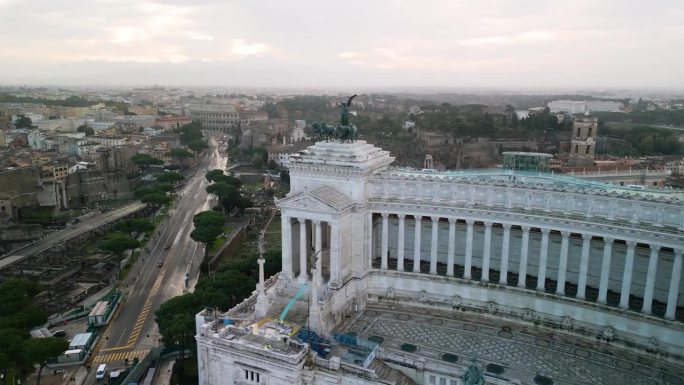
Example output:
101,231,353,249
93,349,149,363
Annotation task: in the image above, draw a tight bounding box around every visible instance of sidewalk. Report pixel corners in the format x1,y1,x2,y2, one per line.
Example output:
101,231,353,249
152,357,175,385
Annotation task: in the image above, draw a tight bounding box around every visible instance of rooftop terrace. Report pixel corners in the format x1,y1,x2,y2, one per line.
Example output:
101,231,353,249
379,167,683,200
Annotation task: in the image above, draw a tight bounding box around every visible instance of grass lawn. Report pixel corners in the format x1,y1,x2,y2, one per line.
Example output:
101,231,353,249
209,225,233,252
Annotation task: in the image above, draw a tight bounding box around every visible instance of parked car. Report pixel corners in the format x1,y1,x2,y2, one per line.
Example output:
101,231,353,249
95,364,107,380
157,259,163,267
51,329,66,337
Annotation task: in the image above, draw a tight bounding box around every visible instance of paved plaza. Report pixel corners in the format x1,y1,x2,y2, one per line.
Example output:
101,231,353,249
337,305,684,385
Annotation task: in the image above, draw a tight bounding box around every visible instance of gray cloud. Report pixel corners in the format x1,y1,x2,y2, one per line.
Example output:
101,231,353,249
0,0,682,88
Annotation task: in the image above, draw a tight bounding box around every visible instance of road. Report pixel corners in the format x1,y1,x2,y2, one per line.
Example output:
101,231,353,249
0,202,147,270
84,136,226,383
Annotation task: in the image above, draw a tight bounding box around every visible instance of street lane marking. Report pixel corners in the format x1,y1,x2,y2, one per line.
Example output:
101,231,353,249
124,246,174,346
93,349,150,363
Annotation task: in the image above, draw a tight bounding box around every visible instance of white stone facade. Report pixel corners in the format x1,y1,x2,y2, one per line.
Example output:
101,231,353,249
197,140,684,385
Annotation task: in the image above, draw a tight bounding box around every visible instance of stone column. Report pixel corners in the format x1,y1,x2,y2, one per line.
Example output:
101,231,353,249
481,221,492,282
499,223,512,285
413,215,422,273
597,237,614,304
641,245,660,314
397,215,406,272
255,257,268,317
576,234,592,300
309,264,320,332
281,215,293,278
556,231,571,295
258,257,265,293
666,249,683,320
447,218,456,277
536,228,550,291
619,241,637,309
367,213,373,271
314,220,323,262
329,221,340,287
464,220,474,279
517,226,531,288
430,216,439,275
298,219,307,283
381,214,389,270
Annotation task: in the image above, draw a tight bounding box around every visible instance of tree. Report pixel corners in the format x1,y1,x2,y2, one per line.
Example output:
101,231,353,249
176,121,203,143
156,172,184,184
280,170,290,184
0,279,47,383
141,194,171,206
188,139,208,154
115,218,154,237
134,187,164,198
267,160,278,170
76,125,94,136
99,232,141,276
99,232,141,258
167,148,193,168
14,115,32,128
131,153,163,168
190,225,223,258
193,210,224,228
168,148,193,159
205,169,225,183
206,182,237,201
23,338,68,385
160,313,195,359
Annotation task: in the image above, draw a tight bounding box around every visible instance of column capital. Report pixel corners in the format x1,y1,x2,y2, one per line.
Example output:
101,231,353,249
540,228,551,235
466,219,475,225
603,237,614,244
650,244,661,253
313,219,322,225
381,213,389,219
448,217,458,224
560,231,571,238
676,249,684,257
431,216,440,223
298,217,307,224
483,220,493,227
521,225,530,232
502,223,512,230
581,233,592,240
414,215,423,221
397,214,406,219
626,240,637,248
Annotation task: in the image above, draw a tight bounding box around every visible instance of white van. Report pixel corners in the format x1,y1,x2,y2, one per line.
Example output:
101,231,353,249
95,364,107,380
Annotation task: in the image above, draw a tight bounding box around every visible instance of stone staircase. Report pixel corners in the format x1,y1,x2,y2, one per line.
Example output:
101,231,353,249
369,359,417,385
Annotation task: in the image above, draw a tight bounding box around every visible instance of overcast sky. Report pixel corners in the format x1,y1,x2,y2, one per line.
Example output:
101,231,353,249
0,0,682,89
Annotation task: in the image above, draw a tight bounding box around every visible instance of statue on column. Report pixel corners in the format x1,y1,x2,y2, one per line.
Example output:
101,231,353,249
255,230,269,317
462,357,485,385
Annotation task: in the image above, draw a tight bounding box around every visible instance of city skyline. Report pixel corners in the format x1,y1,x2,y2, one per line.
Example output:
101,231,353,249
1,0,683,88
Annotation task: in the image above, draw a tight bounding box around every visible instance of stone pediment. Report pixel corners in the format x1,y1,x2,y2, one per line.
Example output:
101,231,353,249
278,185,354,212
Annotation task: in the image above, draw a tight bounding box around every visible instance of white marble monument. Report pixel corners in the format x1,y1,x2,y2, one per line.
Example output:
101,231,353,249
196,140,684,385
